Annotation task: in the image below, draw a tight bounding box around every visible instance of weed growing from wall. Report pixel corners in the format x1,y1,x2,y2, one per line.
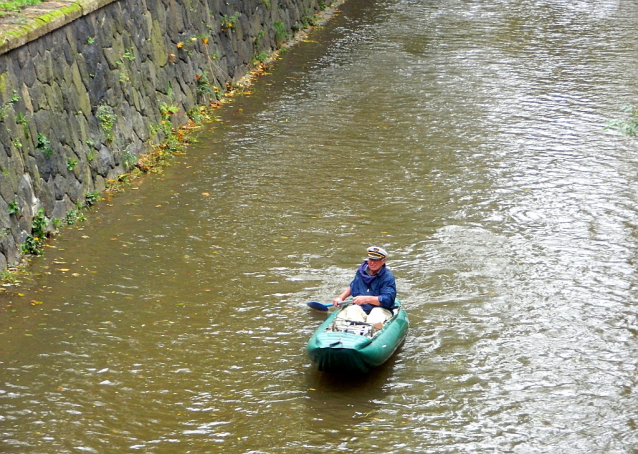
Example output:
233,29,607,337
16,111,29,138
8,201,19,215
273,21,288,48
36,133,52,158
20,208,49,256
122,150,136,170
196,71,221,103
221,12,240,31
0,91,19,121
64,208,86,225
85,191,99,207
96,104,116,143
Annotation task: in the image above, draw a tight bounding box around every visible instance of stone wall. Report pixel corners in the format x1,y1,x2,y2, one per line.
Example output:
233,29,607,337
0,0,333,271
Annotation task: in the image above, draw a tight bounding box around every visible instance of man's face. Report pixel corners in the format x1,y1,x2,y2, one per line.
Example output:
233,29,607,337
367,258,385,274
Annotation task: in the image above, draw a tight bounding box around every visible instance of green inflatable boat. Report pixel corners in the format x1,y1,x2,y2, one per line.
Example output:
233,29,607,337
306,300,409,373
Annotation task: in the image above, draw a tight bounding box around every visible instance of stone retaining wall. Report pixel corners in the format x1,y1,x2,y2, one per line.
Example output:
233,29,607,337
0,0,333,271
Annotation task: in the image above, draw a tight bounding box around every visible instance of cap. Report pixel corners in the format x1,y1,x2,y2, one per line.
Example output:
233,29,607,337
367,246,388,261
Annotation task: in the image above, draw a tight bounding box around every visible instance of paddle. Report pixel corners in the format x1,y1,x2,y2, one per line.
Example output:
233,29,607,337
306,301,334,311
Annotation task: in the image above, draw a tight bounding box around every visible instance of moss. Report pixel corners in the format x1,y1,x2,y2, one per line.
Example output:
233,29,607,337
0,72,7,94
150,19,168,66
33,10,65,25
59,3,83,17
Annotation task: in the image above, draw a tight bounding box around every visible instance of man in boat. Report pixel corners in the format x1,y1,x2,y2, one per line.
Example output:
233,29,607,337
332,246,397,326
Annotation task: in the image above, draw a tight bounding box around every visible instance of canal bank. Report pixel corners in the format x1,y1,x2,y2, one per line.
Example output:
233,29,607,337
0,0,340,273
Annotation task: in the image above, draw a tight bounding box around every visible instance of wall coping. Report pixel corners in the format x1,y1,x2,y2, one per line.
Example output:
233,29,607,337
0,0,117,56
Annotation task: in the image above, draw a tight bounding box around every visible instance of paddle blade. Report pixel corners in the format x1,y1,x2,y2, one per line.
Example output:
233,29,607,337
307,301,331,311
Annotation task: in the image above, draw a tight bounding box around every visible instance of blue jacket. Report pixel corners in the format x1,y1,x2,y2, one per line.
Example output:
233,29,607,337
349,261,397,314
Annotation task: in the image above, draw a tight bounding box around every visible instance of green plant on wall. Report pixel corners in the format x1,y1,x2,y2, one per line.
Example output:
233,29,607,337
85,191,100,207
160,102,179,121
122,150,136,170
65,207,86,225
96,104,116,142
158,102,180,148
221,12,240,31
36,133,52,158
273,21,288,48
253,29,265,51
21,207,49,256
8,200,19,215
252,50,270,65
122,48,135,61
16,111,29,138
0,91,19,121
66,157,78,170
196,71,217,100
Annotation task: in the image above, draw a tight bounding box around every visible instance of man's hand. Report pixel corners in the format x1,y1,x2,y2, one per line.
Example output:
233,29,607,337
353,295,378,306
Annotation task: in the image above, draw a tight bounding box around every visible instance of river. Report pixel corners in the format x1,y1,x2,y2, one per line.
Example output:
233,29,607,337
1,0,638,452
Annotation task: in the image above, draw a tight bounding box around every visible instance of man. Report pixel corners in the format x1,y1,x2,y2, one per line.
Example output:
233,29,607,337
333,246,397,326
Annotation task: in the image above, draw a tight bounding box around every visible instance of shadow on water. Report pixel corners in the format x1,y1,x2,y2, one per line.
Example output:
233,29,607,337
300,348,407,441
304,342,405,391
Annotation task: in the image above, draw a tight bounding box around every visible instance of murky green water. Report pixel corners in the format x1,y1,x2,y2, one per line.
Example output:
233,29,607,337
2,0,638,452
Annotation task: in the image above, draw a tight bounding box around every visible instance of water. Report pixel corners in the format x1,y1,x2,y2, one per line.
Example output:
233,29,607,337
2,0,638,452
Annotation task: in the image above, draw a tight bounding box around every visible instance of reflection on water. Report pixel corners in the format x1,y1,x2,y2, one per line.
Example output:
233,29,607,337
2,0,638,452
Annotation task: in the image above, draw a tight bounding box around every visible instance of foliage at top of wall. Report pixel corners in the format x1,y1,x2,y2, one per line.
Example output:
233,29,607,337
0,0,44,18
